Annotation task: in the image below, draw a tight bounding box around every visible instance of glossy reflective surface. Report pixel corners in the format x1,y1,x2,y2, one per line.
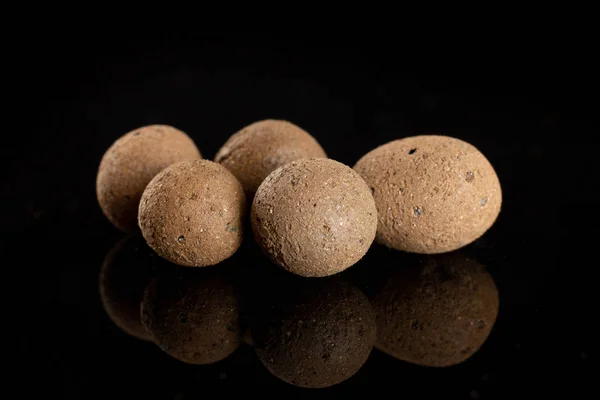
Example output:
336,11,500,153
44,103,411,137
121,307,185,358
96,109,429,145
14,39,592,396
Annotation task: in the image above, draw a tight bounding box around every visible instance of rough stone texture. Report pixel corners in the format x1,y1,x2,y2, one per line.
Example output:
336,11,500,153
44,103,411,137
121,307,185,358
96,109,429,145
96,125,202,232
141,270,242,364
251,158,377,277
138,160,246,267
252,280,376,388
99,234,159,341
372,253,499,367
214,119,327,194
354,135,502,254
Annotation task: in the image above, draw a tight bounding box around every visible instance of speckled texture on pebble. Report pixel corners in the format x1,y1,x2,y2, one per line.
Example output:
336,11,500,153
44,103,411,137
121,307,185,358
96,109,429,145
354,135,502,254
251,158,377,277
252,280,376,388
215,119,327,194
372,253,499,367
138,159,246,267
141,271,241,364
96,125,202,232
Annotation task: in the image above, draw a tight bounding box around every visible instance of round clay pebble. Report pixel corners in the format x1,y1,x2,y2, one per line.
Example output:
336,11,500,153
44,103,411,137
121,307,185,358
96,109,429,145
99,235,163,341
97,125,202,232
141,269,242,364
214,119,327,194
372,253,499,367
354,135,502,254
251,158,377,277
251,279,376,388
138,159,246,267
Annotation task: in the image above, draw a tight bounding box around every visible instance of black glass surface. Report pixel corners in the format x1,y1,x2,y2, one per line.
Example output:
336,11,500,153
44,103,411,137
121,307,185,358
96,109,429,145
12,35,592,396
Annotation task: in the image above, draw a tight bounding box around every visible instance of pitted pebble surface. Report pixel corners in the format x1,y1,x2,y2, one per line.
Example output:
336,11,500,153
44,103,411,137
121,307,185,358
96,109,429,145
251,158,377,277
138,160,246,267
354,135,502,254
214,119,327,194
252,280,377,388
372,254,499,367
141,272,241,364
96,125,202,232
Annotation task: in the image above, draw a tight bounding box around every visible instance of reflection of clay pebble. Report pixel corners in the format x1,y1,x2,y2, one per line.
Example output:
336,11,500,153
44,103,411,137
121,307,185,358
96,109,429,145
141,269,242,364
252,280,376,388
354,135,502,254
138,159,246,267
251,158,377,277
372,253,499,367
215,119,327,194
99,235,163,341
96,125,202,232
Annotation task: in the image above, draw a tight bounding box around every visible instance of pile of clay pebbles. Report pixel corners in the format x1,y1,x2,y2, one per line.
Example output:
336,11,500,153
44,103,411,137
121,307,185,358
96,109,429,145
97,120,502,387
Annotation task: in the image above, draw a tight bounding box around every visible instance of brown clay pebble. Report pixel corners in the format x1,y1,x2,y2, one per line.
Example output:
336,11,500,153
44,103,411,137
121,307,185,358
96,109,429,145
251,158,377,277
99,235,163,341
97,125,202,232
251,279,377,388
372,253,499,367
138,159,246,267
214,119,327,194
141,269,242,364
354,135,502,253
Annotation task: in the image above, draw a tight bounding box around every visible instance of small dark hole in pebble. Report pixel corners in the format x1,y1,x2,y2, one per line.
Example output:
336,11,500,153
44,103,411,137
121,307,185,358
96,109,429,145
478,320,485,329
466,171,475,182
370,187,375,194
313,203,317,207
178,236,185,243
409,148,417,155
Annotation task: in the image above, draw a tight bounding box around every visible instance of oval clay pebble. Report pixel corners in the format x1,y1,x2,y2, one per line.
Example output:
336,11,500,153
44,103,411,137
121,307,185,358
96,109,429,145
96,125,202,232
138,160,246,267
251,279,377,388
372,253,499,367
99,235,159,341
251,158,377,277
354,135,502,254
141,270,242,364
215,119,327,194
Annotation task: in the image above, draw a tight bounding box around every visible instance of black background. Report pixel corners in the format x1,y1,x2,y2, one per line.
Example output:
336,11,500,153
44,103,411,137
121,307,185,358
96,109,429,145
10,33,594,397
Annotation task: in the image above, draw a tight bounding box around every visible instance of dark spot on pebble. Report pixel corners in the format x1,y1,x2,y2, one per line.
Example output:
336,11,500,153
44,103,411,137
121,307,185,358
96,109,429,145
480,197,488,206
313,203,317,207
226,322,233,331
411,319,423,330
478,320,485,329
322,353,330,359
226,223,238,232
124,195,131,200
414,206,423,216
178,313,187,323
409,148,417,155
189,192,198,200
466,171,475,182
133,131,140,136
178,236,185,243
370,186,375,194
423,153,429,159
